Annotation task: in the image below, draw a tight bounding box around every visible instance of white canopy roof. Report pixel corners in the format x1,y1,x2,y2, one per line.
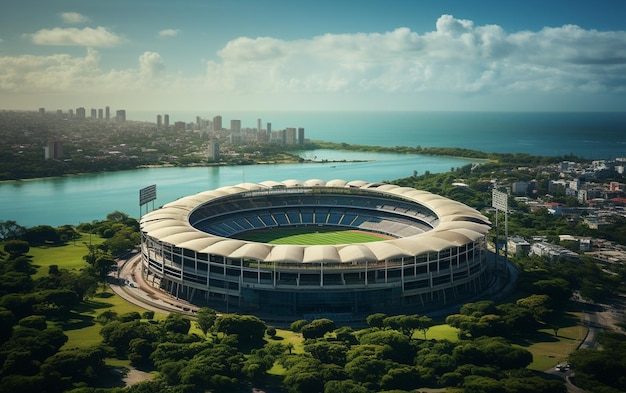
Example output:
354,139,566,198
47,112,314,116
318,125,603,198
141,179,491,264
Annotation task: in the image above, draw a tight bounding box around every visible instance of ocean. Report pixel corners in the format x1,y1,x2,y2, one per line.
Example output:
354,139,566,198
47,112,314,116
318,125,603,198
130,111,626,159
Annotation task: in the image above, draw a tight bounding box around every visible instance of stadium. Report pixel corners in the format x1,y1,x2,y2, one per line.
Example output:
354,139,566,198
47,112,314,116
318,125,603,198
139,179,493,319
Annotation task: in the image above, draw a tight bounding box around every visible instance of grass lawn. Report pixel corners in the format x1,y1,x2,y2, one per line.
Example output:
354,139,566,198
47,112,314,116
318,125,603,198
266,328,306,354
418,324,460,341
27,232,105,279
60,289,166,350
236,227,389,245
523,312,586,371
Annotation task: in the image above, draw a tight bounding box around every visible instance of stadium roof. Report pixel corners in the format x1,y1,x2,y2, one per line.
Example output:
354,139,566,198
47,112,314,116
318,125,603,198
140,179,491,264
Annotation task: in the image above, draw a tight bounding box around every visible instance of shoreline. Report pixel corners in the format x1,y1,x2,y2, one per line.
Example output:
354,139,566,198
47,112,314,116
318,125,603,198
1,144,492,183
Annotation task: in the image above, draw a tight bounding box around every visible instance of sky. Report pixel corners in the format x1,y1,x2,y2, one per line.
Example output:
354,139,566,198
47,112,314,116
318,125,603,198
1,0,625,114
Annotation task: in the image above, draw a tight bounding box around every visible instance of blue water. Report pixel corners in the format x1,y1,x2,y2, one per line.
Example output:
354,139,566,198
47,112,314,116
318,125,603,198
2,111,625,227
132,111,626,159
0,151,476,227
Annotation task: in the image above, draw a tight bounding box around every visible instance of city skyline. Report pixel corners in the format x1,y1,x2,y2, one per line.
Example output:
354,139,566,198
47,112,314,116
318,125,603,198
1,1,625,112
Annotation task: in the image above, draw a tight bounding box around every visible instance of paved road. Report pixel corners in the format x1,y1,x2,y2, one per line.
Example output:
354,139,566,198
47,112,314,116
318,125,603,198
110,253,199,315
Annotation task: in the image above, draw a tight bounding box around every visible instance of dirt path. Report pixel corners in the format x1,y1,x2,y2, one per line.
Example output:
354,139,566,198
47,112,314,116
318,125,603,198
122,367,153,386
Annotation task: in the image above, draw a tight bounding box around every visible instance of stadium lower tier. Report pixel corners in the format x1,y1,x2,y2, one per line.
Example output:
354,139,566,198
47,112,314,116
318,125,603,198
140,236,492,317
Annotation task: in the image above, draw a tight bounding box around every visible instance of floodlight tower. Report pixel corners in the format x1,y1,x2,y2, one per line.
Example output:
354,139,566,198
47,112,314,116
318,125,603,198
492,189,509,276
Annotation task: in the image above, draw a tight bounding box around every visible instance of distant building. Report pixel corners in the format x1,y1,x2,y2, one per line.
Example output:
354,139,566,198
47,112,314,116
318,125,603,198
45,141,63,160
116,110,126,122
98,108,103,119
230,119,241,133
285,127,296,144
298,127,305,144
105,106,110,121
164,114,170,128
530,242,580,262
511,181,528,195
507,236,531,256
76,107,86,119
39,108,45,115
174,121,185,131
91,108,97,119
157,114,162,128
208,138,220,161
213,115,222,131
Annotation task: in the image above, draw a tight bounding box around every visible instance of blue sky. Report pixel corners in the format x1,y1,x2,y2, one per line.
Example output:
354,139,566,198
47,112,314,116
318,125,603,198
1,0,625,113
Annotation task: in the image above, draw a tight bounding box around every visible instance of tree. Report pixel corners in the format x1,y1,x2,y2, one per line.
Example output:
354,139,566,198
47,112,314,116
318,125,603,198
40,345,109,386
3,240,30,257
18,315,47,330
214,314,266,345
196,307,217,336
106,211,130,222
417,315,435,340
0,220,26,241
128,338,154,367
366,312,387,329
305,341,349,366
23,225,60,245
301,318,335,340
324,380,370,393
0,307,16,343
290,319,309,332
163,313,191,335
95,254,115,281
142,310,155,320
345,355,391,385
516,294,552,322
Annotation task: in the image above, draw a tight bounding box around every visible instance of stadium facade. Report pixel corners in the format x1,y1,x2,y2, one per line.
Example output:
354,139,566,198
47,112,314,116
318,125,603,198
140,179,493,319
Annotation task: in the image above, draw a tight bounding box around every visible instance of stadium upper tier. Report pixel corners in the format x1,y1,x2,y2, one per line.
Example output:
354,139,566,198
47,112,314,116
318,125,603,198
140,179,491,265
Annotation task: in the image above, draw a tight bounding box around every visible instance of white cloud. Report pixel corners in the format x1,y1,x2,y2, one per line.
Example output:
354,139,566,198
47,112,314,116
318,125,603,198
139,51,165,77
59,12,91,24
206,14,626,99
158,29,180,37
2,15,625,111
28,26,122,47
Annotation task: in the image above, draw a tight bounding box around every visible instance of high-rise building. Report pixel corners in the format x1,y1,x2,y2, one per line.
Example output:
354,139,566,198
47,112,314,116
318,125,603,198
68,109,74,118
98,108,103,119
76,107,86,119
285,127,296,145
257,118,262,131
174,121,185,131
208,138,220,161
164,114,170,128
39,108,45,115
213,115,222,131
105,106,110,121
116,109,126,122
157,114,162,128
230,119,241,133
91,108,97,119
44,141,63,160
298,127,305,144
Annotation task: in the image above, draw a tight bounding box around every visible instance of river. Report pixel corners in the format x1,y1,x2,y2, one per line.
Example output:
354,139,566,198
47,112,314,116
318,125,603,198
0,149,478,227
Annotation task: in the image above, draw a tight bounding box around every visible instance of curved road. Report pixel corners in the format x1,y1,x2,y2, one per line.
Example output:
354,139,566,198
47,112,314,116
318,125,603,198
110,253,199,316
